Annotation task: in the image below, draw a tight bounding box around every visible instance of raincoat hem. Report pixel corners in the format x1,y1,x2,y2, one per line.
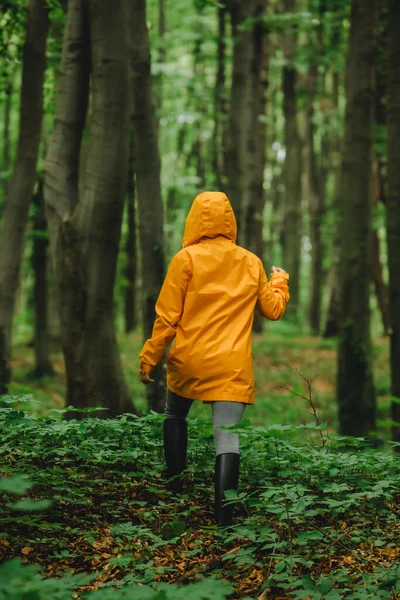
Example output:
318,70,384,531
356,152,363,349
167,384,255,405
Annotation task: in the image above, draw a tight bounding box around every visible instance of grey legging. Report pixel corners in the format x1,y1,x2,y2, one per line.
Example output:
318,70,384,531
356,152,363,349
165,390,246,456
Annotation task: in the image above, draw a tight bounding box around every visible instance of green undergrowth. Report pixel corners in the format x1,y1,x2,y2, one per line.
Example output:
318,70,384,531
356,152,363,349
0,398,399,599
8,327,392,443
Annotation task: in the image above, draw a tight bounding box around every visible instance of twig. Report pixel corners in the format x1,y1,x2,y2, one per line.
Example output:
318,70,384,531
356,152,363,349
278,362,327,447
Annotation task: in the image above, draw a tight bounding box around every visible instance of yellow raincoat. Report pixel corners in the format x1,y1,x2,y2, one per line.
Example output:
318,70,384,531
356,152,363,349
139,191,290,404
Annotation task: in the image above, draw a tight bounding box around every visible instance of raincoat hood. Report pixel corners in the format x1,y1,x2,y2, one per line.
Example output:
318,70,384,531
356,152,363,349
182,191,237,248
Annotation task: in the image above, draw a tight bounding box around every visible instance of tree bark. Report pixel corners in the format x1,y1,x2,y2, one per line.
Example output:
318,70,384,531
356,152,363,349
281,0,302,319
130,0,166,413
124,133,138,333
154,0,166,116
0,0,49,393
370,228,389,336
2,75,13,204
305,62,324,335
306,0,327,338
337,0,378,438
212,0,228,189
31,178,54,378
387,0,400,446
322,0,343,338
225,0,256,239
245,0,268,333
44,0,90,257
44,0,136,416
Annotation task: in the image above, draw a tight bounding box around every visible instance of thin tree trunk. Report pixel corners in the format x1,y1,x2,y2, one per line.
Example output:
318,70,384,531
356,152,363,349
323,153,342,339
124,133,138,333
154,0,166,115
245,0,268,333
192,2,206,189
371,47,390,337
370,228,389,336
281,0,302,319
337,0,378,438
31,178,54,378
322,2,343,339
130,0,166,413
306,1,327,339
225,0,255,238
387,0,400,447
44,0,136,416
213,0,227,188
0,0,49,393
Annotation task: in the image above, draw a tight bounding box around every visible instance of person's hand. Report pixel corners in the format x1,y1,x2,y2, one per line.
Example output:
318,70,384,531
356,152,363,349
271,265,286,275
140,368,155,385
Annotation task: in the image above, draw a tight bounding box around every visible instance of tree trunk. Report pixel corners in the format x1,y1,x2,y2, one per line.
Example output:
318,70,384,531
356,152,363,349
212,0,228,189
124,133,138,333
31,178,54,378
245,0,268,333
44,0,90,256
323,151,342,339
225,0,256,238
281,0,302,319
0,0,49,393
322,1,343,338
387,0,400,447
337,0,378,438
130,0,166,413
2,75,13,204
192,1,206,189
44,0,137,416
154,0,166,116
305,10,326,339
370,228,389,336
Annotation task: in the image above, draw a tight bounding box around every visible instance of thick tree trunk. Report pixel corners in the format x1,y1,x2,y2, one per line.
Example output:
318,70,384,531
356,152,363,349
225,0,256,238
281,0,302,319
387,0,400,446
44,0,90,256
245,0,268,333
45,0,136,416
31,179,54,378
337,0,378,438
212,0,228,188
0,0,49,393
124,133,138,333
130,0,166,413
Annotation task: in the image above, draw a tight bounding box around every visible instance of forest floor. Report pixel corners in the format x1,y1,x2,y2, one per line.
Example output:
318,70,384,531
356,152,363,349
8,320,393,441
1,324,399,599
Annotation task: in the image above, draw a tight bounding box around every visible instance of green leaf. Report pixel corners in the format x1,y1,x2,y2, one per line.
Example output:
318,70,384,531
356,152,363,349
8,499,52,511
302,574,319,592
0,474,34,495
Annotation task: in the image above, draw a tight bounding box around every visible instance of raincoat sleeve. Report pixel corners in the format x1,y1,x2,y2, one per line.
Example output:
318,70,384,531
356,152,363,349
256,265,290,321
139,251,192,372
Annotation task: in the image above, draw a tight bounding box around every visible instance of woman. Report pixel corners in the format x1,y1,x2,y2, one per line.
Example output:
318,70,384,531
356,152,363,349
139,191,289,525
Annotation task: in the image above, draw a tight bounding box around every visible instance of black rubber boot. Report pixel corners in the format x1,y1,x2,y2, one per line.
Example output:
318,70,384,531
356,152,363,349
215,452,240,526
163,418,188,494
